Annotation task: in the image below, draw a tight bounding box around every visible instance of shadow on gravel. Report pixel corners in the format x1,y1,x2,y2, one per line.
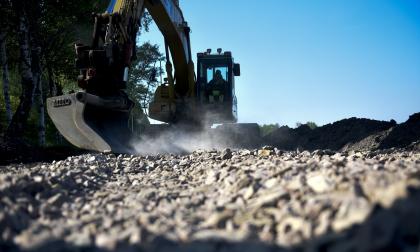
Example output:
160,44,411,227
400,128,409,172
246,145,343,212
2,187,419,252
0,145,88,166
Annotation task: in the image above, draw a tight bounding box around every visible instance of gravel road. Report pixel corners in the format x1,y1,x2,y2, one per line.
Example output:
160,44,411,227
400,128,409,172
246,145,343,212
1,147,420,251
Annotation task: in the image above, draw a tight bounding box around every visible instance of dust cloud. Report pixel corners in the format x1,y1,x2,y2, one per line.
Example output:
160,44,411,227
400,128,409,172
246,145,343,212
130,126,222,155
129,109,262,155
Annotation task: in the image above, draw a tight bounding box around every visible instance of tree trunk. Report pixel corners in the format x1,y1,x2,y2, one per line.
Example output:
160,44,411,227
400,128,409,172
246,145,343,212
46,65,64,144
30,1,45,147
0,31,12,124
46,65,57,97
5,2,34,144
32,47,45,146
36,84,45,146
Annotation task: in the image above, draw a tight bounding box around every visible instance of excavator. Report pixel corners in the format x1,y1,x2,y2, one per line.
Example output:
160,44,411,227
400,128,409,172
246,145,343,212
47,0,255,153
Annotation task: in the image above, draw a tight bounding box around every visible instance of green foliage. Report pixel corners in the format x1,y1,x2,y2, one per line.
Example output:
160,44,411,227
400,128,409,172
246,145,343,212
127,42,164,111
259,123,280,136
0,1,162,146
306,121,318,129
140,12,153,34
40,0,108,81
125,41,165,134
296,121,318,129
0,69,22,138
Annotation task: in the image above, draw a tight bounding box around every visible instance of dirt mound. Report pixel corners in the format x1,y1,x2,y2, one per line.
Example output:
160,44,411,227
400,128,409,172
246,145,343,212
264,113,420,152
380,113,420,149
264,117,396,151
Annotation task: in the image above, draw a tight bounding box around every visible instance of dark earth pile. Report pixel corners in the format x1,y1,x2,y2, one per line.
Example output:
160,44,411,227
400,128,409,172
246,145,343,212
379,113,420,149
1,148,420,251
264,113,420,152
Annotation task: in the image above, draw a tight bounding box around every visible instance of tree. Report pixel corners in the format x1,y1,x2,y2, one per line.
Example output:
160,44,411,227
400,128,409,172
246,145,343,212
33,46,46,146
260,123,280,136
296,121,318,129
0,0,13,127
0,29,12,125
128,42,164,114
5,0,36,144
2,0,108,143
306,121,318,130
28,0,46,146
1,0,162,145
40,0,108,97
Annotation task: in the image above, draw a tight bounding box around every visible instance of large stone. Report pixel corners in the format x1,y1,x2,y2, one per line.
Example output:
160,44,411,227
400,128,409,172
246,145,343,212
306,174,335,193
221,148,232,160
248,185,288,209
201,210,233,228
332,197,372,232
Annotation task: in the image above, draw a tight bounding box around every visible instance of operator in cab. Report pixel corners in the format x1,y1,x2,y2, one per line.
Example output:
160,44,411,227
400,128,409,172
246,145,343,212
207,69,226,103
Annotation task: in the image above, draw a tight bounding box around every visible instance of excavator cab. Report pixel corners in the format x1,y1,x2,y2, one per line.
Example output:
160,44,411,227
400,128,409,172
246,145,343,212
197,49,240,124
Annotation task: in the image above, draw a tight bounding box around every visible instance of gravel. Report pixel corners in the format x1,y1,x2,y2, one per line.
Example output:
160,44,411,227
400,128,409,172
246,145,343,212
1,148,420,251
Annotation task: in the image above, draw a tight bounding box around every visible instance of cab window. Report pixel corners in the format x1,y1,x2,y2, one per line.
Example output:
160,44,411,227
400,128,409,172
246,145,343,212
206,66,228,84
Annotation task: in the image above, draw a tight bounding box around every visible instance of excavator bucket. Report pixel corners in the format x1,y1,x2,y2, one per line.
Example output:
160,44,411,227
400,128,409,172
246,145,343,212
47,92,134,153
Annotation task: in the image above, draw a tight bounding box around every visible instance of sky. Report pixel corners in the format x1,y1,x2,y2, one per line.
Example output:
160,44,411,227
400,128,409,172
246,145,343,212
140,0,420,127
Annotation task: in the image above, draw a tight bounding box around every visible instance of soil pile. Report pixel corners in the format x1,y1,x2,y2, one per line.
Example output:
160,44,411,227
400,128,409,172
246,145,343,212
264,113,420,152
380,113,420,149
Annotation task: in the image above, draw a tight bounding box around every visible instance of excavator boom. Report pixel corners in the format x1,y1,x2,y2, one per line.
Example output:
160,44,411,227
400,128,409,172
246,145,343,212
47,0,241,153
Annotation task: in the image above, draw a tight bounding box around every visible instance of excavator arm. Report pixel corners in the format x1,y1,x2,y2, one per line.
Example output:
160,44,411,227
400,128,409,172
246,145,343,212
102,0,195,97
46,0,196,153
47,0,241,153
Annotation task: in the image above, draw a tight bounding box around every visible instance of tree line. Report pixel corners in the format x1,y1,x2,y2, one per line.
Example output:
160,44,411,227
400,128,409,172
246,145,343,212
0,0,163,148
259,122,319,137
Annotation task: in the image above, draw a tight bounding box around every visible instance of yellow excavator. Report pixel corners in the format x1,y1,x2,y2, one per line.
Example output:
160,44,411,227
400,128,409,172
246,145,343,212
47,0,254,153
